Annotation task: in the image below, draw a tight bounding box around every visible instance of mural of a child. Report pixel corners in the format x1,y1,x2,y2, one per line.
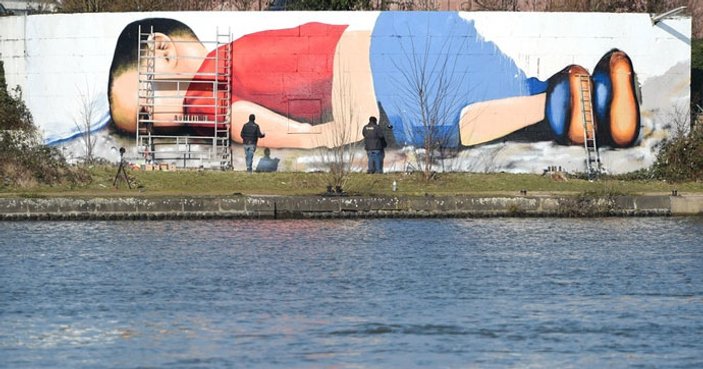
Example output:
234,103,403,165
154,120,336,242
108,12,640,150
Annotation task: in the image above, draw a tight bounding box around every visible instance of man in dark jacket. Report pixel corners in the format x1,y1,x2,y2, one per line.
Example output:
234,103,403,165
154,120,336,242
240,114,265,173
362,116,385,174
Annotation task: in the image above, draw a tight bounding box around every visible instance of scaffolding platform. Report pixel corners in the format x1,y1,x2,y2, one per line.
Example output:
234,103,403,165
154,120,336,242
136,26,232,169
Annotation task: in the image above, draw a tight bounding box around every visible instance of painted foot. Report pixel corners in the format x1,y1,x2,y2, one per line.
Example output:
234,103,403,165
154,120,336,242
592,49,640,148
544,64,593,145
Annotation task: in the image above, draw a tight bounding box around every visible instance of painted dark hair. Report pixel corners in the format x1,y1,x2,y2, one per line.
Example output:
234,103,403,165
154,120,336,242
107,18,198,114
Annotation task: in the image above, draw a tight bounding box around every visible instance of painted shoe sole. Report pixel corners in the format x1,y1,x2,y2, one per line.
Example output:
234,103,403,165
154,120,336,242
592,49,640,147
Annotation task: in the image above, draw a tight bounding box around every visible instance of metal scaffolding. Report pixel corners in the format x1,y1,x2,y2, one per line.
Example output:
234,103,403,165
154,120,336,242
136,26,232,169
575,73,602,180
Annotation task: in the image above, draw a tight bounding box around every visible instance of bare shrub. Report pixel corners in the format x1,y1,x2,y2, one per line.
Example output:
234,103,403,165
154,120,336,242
653,106,703,182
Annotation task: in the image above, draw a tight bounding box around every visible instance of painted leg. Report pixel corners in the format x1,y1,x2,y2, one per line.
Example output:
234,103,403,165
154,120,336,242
459,94,546,147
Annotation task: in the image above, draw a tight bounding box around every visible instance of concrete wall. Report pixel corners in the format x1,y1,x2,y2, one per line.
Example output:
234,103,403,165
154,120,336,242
0,11,691,174
2,194,698,220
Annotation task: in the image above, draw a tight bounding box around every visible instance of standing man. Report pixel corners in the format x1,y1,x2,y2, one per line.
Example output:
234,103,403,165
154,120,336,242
240,114,265,173
362,116,385,174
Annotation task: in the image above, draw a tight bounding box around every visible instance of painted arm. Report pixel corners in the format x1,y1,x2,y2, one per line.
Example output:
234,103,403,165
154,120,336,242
230,30,378,150
231,101,318,149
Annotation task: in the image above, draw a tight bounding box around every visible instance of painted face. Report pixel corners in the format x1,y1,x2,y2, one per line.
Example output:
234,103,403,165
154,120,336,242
110,70,186,134
109,33,207,135
110,69,140,134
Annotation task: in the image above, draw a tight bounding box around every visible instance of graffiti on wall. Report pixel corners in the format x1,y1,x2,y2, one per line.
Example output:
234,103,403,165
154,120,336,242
0,11,691,173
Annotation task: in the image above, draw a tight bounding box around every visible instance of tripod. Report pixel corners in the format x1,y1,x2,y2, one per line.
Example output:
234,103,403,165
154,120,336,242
113,147,132,189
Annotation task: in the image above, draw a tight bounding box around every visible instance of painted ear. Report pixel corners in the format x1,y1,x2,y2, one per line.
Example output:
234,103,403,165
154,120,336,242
149,32,178,69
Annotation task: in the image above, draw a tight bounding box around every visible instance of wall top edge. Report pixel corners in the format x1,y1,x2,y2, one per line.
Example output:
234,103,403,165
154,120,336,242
0,10,692,18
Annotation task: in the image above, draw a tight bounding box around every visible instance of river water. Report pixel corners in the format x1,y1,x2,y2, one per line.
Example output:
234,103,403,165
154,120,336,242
1,218,702,369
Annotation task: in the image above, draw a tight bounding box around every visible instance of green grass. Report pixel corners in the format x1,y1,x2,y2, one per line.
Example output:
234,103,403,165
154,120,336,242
1,166,701,198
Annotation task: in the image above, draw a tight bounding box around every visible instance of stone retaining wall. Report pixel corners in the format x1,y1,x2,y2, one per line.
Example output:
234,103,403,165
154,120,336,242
1,194,701,220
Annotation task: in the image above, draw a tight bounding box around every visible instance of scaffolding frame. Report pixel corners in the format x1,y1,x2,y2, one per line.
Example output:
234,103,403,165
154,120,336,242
136,26,232,169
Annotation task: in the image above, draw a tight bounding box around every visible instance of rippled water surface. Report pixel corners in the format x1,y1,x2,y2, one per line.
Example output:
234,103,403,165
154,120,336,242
1,218,702,368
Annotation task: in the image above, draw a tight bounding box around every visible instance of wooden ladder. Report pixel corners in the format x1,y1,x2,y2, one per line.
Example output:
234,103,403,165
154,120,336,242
576,74,601,179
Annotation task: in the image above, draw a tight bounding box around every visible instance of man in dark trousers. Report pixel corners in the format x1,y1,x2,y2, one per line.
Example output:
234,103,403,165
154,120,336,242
362,116,385,174
240,114,265,173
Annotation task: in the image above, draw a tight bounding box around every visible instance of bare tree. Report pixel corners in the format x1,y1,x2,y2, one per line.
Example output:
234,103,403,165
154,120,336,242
58,0,228,12
73,83,101,165
316,66,361,191
695,104,703,129
227,0,260,10
474,0,518,10
24,0,59,13
691,0,703,39
390,27,469,180
404,0,440,10
58,0,113,12
543,0,689,12
666,102,692,139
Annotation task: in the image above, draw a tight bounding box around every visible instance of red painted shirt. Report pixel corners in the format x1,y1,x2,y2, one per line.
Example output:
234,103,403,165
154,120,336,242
184,22,347,124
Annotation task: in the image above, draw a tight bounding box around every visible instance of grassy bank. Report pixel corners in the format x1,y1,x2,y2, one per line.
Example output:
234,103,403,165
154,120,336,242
1,166,702,198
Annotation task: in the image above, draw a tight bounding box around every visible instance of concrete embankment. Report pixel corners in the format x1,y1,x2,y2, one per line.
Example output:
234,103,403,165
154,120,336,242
1,194,702,220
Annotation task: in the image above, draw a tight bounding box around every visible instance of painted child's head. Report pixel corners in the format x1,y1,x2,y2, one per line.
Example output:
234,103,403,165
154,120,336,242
108,18,206,134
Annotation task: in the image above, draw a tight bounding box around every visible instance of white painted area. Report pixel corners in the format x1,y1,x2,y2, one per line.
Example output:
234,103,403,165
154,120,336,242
469,12,691,83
